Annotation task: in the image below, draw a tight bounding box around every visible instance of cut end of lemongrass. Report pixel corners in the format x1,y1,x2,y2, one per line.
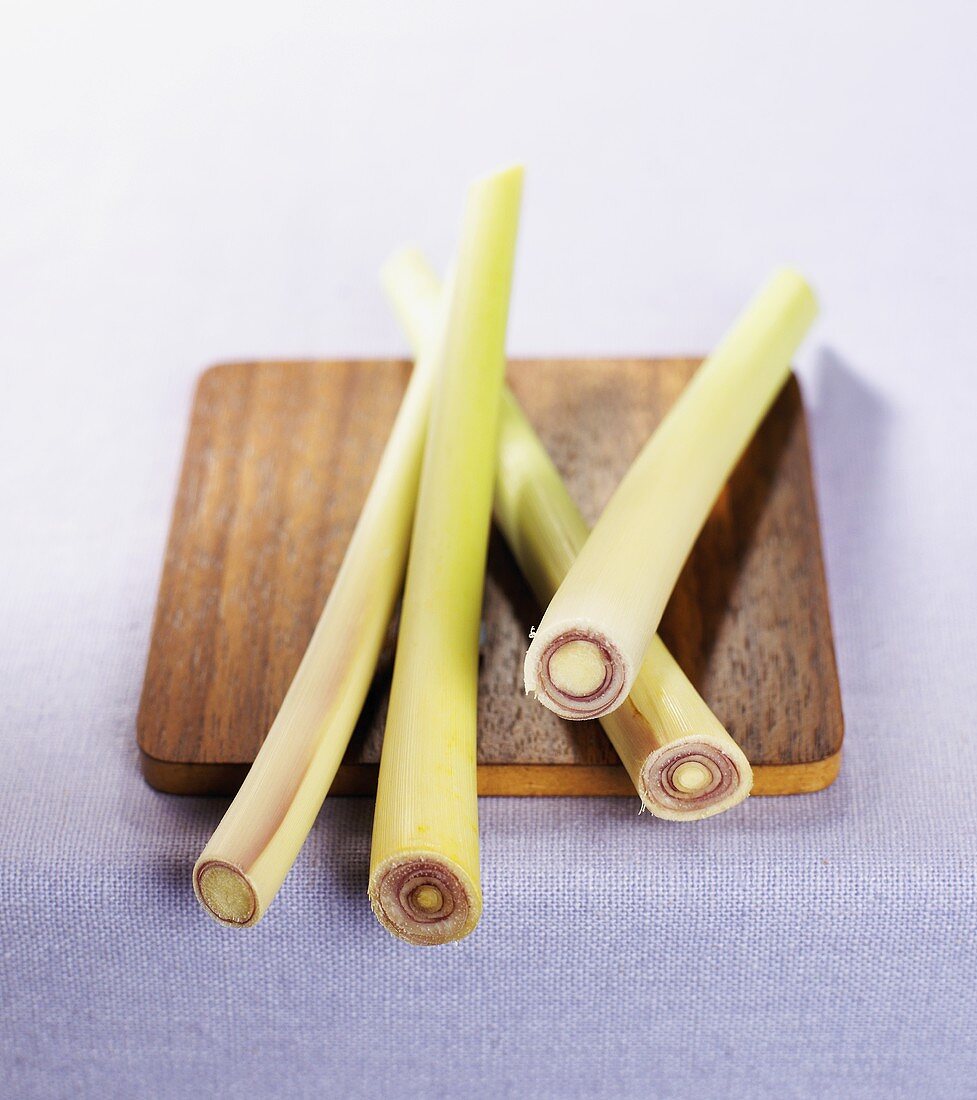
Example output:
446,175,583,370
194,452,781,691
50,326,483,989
521,267,817,727
639,736,754,821
525,627,629,720
193,860,259,928
369,855,481,946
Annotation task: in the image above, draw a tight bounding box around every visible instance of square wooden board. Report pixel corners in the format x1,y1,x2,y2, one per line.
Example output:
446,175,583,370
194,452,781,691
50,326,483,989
137,359,843,797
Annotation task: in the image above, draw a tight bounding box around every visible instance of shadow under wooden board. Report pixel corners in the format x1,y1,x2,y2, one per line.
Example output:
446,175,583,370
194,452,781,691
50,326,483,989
137,359,844,798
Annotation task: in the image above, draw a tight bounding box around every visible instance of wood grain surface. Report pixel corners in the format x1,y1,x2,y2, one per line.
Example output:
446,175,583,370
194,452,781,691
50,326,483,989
137,359,844,797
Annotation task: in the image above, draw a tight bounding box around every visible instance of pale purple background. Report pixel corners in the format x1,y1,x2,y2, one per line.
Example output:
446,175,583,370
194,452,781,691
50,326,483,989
2,2,976,1098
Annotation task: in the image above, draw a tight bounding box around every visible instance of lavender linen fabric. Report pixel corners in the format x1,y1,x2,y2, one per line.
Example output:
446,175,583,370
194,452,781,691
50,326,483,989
2,3,976,1097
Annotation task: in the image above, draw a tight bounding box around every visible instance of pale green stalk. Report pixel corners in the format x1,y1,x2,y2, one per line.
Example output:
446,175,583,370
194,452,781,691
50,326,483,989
369,166,523,944
524,271,818,722
192,251,444,928
384,251,754,820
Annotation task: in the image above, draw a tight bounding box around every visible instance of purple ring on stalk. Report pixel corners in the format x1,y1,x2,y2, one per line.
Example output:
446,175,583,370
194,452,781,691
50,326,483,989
640,740,744,817
533,629,628,720
372,858,473,946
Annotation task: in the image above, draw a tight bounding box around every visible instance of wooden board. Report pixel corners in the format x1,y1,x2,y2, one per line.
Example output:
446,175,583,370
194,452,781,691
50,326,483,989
137,359,844,797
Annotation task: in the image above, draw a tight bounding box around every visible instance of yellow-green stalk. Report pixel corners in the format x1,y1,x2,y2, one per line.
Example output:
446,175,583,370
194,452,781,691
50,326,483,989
524,270,818,721
384,252,752,819
368,166,523,944
192,251,445,928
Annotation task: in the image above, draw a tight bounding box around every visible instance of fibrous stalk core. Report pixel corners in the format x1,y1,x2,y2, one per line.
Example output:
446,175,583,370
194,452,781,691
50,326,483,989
194,862,258,927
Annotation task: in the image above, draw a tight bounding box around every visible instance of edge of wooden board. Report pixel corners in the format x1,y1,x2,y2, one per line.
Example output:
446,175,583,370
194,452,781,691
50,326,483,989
140,749,842,799
137,358,844,803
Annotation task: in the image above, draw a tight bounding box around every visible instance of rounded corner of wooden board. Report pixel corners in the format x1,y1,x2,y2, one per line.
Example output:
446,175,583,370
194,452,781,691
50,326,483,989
139,748,248,797
752,750,843,796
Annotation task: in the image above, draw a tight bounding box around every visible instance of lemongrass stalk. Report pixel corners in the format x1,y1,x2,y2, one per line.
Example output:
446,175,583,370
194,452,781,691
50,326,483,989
524,270,818,721
192,252,445,928
497,392,751,816
384,253,752,819
368,166,523,944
